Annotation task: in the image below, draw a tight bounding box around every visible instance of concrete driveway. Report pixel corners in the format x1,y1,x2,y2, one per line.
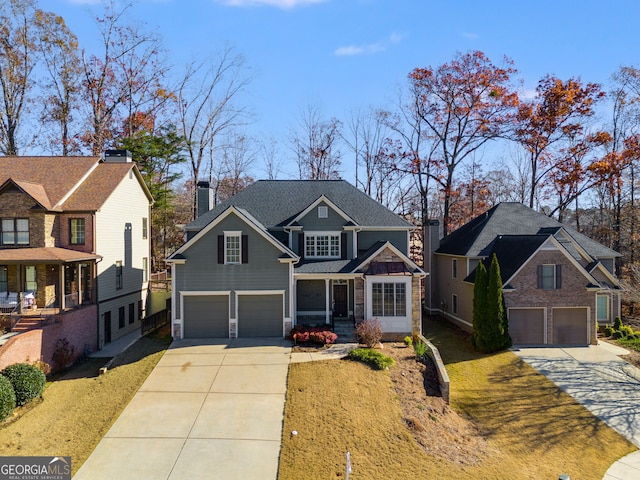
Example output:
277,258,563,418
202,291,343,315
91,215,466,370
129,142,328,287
513,341,640,479
74,338,291,480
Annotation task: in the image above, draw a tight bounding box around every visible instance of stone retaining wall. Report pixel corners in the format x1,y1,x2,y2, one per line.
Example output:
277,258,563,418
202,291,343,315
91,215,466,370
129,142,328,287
418,334,450,404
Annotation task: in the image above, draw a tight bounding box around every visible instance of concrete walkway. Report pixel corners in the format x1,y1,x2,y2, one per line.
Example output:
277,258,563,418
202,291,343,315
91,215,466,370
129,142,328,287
513,342,640,479
74,338,291,480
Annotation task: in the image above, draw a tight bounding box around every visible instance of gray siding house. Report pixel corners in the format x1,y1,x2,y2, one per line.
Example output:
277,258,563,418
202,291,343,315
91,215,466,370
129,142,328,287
425,202,621,346
167,180,426,339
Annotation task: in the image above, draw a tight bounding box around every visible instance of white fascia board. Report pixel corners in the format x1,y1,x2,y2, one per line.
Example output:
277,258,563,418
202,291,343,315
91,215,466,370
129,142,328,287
352,241,426,275
287,195,358,226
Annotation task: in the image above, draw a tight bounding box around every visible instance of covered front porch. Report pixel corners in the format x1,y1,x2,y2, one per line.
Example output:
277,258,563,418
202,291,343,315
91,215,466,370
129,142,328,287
294,276,359,328
0,247,100,331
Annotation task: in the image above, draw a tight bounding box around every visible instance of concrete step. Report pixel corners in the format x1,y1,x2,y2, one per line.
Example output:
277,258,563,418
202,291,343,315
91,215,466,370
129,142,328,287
11,318,45,332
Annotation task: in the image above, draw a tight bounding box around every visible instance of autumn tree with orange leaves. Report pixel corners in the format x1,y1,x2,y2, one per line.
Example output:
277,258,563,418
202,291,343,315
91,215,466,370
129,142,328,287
407,50,519,236
514,75,605,209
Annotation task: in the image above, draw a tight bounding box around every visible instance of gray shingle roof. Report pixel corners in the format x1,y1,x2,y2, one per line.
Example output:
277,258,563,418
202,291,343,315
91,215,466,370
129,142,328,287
437,202,620,260
186,180,413,231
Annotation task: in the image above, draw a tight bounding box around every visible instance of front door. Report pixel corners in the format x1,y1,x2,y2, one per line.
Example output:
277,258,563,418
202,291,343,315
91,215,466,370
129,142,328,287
333,284,348,318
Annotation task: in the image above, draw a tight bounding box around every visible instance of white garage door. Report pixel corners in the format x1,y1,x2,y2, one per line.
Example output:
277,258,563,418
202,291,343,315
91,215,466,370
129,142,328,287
508,308,545,345
552,307,589,345
237,294,283,337
183,295,229,338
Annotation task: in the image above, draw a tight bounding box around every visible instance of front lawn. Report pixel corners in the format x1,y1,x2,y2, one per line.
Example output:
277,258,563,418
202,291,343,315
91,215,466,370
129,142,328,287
278,317,636,479
0,328,171,476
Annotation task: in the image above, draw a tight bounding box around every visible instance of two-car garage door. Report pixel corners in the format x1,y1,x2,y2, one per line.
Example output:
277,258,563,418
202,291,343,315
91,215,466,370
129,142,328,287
508,307,589,345
182,293,283,338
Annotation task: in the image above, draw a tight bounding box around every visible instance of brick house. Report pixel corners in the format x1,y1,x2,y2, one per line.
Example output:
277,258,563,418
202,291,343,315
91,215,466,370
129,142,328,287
0,152,152,367
425,203,621,346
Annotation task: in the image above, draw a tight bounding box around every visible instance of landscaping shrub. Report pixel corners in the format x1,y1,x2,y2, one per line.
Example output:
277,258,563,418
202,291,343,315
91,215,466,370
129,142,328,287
52,338,76,370
403,336,413,347
1,363,46,406
289,326,337,346
619,325,635,338
413,339,427,358
355,319,384,348
347,347,394,370
0,375,15,420
612,330,624,340
613,316,623,331
604,325,615,337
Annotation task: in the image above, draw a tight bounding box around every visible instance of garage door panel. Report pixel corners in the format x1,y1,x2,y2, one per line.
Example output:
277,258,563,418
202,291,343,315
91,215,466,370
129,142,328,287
238,295,283,337
184,295,229,338
509,309,544,345
553,308,588,345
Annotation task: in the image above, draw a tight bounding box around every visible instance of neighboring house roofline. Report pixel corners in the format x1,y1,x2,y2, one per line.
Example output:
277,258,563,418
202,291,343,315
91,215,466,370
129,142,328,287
0,179,55,211
502,235,599,288
54,160,100,209
167,205,299,261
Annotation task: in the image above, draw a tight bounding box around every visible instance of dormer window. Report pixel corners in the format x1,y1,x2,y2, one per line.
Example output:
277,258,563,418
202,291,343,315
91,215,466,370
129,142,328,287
1,218,29,245
305,233,340,258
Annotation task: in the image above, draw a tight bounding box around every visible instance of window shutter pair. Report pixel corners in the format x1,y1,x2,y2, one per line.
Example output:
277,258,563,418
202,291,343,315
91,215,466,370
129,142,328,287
217,235,248,264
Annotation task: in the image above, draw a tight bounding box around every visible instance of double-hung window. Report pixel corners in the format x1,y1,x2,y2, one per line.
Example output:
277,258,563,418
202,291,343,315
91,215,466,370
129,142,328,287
596,295,610,323
305,233,340,258
538,264,561,290
0,266,7,292
115,261,123,290
1,218,29,245
70,218,85,245
372,282,407,317
225,232,241,264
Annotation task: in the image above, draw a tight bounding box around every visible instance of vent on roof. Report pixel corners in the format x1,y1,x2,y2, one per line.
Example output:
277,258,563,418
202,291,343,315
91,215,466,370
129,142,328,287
104,149,132,163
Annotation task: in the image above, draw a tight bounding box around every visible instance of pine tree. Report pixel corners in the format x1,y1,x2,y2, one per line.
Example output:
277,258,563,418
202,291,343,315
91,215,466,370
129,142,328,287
487,253,511,351
472,261,488,350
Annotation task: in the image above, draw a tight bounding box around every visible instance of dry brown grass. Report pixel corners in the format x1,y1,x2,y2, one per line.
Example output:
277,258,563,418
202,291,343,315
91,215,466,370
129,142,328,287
279,318,636,479
0,328,171,475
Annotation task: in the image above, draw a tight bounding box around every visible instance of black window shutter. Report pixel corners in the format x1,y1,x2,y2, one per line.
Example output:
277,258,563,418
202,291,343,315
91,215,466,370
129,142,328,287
555,264,562,289
242,235,249,264
536,265,543,289
299,233,305,259
341,232,347,259
218,235,224,264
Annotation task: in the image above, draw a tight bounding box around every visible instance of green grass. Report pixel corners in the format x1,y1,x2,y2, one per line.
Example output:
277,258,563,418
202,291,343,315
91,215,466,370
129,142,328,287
617,335,640,351
0,328,171,475
279,317,636,479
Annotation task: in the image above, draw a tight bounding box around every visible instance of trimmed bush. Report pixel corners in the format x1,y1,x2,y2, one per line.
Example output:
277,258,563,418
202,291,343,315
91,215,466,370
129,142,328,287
0,375,15,420
604,325,615,337
403,336,413,347
612,330,625,340
289,325,337,346
347,348,394,370
1,363,46,406
355,319,384,348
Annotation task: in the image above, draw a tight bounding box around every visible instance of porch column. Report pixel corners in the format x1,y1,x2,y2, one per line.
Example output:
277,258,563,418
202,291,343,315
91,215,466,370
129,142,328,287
325,279,330,324
59,264,65,310
77,264,82,306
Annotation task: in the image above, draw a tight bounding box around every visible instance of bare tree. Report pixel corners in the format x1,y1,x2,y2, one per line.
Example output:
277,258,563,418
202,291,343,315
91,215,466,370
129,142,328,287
0,0,40,155
175,47,253,218
212,132,255,203
80,1,167,155
35,10,81,155
258,136,283,180
291,103,342,180
343,106,407,208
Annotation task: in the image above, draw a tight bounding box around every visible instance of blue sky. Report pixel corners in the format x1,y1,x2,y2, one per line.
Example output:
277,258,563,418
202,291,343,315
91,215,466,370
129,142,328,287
52,0,640,180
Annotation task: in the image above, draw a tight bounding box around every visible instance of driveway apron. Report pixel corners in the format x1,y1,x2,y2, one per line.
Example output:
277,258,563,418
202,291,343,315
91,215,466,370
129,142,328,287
74,338,291,480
